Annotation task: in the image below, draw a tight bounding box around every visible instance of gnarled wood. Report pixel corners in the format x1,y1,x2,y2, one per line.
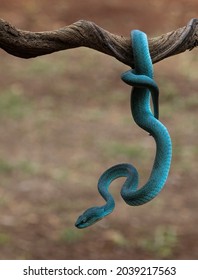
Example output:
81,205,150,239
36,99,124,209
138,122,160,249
0,18,197,66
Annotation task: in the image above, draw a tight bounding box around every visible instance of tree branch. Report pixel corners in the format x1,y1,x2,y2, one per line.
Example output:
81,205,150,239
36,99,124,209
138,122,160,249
0,18,197,66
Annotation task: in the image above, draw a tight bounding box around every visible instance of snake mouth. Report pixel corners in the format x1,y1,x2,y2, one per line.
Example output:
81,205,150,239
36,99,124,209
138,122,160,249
74,216,92,229
75,221,86,229
75,214,104,229
75,221,83,229
75,217,85,229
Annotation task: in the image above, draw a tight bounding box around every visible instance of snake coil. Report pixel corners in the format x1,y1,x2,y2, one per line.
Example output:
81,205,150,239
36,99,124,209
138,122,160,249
75,30,172,229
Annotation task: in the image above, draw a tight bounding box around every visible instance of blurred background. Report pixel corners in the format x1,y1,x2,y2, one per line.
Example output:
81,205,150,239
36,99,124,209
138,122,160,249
0,0,197,259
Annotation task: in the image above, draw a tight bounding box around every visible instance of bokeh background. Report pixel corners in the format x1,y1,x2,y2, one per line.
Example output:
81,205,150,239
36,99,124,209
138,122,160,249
0,0,197,259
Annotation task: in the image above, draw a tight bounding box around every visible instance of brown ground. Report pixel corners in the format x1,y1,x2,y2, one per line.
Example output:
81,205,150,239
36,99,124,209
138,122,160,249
0,0,197,259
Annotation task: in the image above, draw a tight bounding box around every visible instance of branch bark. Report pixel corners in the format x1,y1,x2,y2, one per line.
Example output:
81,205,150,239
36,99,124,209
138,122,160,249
0,18,197,67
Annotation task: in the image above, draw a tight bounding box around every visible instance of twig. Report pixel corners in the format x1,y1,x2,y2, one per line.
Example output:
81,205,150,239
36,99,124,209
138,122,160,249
0,18,197,66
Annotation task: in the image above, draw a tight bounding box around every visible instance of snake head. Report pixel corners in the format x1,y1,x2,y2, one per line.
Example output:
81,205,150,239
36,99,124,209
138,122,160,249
75,206,104,229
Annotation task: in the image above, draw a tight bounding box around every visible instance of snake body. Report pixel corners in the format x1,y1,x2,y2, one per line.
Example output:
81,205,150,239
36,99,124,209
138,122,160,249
75,30,172,229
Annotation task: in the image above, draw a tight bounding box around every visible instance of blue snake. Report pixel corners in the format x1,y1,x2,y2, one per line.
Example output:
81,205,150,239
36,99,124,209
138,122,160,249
75,30,172,229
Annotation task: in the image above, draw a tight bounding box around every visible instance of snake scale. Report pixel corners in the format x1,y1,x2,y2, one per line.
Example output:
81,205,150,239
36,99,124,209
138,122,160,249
75,30,172,229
